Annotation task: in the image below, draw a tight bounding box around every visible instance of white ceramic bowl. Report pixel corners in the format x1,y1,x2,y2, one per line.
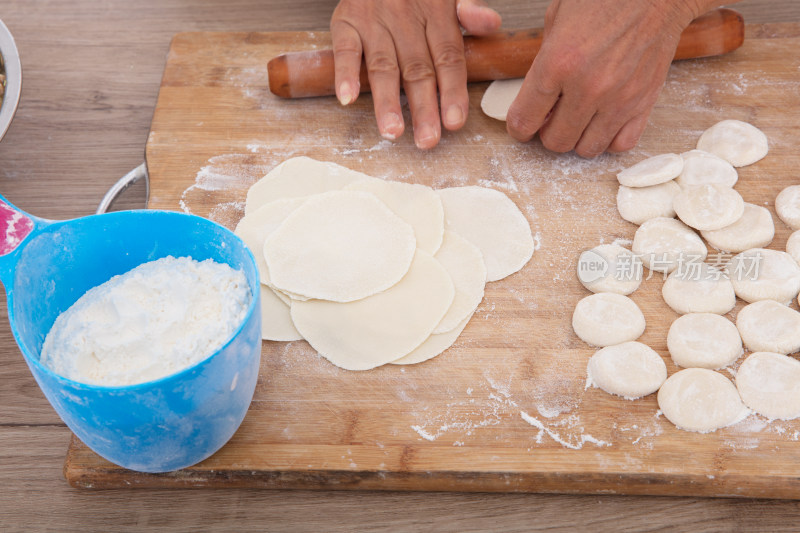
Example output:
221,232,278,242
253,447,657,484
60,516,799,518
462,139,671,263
0,18,22,142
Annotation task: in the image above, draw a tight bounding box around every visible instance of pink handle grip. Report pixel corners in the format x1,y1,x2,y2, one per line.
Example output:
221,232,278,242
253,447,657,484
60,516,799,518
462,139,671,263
0,198,34,256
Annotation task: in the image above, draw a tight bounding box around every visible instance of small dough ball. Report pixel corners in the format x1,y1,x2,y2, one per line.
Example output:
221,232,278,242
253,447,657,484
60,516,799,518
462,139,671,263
657,368,749,433
661,262,735,315
617,181,681,225
345,179,444,254
572,293,645,347
576,244,642,295
700,203,774,253
696,119,769,167
728,248,800,304
587,341,667,399
673,184,744,231
431,231,486,334
290,250,455,370
787,230,800,264
667,313,742,369
677,150,738,188
632,217,707,274
480,78,524,121
736,299,800,354
776,185,800,230
617,153,684,187
264,190,416,302
736,352,800,421
438,186,534,282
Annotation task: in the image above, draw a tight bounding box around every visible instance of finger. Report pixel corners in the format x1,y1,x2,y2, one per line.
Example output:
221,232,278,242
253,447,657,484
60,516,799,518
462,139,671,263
394,28,441,149
505,54,561,142
361,27,405,140
608,112,651,153
426,11,469,131
573,112,625,158
536,91,596,153
330,20,363,106
456,0,502,35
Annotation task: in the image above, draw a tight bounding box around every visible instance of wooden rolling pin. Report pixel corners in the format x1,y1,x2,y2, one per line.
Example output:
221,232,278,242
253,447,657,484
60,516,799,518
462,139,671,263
268,8,744,98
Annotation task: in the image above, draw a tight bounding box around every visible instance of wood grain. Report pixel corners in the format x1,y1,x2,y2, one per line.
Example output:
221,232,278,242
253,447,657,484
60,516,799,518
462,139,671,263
4,1,800,531
62,23,800,497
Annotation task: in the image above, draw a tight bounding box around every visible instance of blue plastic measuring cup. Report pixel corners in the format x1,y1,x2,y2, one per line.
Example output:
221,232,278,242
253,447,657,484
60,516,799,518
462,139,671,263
0,194,262,473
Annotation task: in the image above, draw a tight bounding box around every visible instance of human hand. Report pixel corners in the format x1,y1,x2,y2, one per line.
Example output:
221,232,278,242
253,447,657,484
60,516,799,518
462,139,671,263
506,0,720,157
331,0,501,149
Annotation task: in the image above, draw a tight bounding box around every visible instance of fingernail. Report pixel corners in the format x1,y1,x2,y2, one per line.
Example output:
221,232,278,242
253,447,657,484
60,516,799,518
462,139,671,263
381,113,403,140
444,105,464,128
338,81,352,105
415,124,438,149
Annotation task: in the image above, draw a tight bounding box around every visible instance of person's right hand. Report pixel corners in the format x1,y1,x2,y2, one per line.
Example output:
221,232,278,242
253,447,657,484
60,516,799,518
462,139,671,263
330,0,501,149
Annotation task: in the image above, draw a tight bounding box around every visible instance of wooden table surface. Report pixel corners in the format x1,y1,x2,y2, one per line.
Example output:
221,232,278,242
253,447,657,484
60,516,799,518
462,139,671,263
2,1,800,530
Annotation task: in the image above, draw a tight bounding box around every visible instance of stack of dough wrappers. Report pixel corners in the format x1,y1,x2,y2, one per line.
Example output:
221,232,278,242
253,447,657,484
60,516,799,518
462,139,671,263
236,157,535,370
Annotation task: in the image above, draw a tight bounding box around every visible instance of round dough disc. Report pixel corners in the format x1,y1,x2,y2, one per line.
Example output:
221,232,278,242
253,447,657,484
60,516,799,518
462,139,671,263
576,244,642,295
480,78,524,121
736,352,800,421
735,299,800,354
617,153,683,188
776,185,800,230
432,231,487,334
696,119,768,167
657,368,749,433
587,341,667,399
259,285,302,341
632,217,707,274
667,313,742,369
787,230,800,264
673,183,744,231
437,186,534,282
290,251,455,370
264,190,416,302
345,178,444,254
729,248,800,304
661,262,735,315
391,314,472,365
245,157,374,214
677,150,738,188
700,202,774,253
572,293,645,347
616,181,681,225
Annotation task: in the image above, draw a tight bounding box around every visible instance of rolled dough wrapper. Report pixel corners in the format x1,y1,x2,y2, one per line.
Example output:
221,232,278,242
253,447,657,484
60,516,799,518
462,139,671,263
258,285,302,342
616,181,681,225
431,231,487,334
577,244,642,295
391,313,472,365
736,352,800,421
736,299,800,354
700,203,774,253
345,179,445,255
696,119,768,167
632,217,707,274
776,185,800,230
480,78,524,121
264,190,417,302
245,156,375,214
657,368,749,433
616,154,683,188
672,183,744,231
586,341,667,400
677,150,738,188
661,262,735,315
787,230,800,265
572,293,645,347
667,313,742,370
290,251,455,371
728,248,800,304
437,186,534,282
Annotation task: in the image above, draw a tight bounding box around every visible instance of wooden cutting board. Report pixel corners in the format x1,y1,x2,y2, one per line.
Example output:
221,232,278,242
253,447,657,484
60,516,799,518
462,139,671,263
64,24,800,497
